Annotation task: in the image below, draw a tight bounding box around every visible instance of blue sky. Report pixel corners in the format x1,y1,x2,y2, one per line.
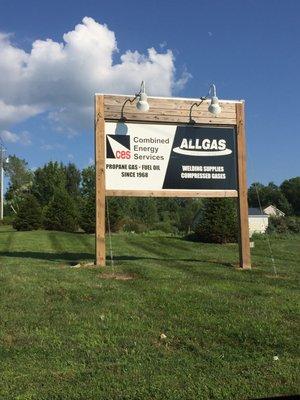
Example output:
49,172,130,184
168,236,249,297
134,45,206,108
0,0,299,185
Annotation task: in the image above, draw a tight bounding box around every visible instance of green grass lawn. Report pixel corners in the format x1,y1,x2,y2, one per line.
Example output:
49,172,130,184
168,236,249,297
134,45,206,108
0,226,299,400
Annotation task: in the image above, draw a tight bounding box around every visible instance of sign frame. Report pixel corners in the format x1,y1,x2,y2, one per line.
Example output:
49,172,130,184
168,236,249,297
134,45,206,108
95,94,251,269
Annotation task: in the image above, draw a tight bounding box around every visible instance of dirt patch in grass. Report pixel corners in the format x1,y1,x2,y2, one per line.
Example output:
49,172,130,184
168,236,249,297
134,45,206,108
265,274,290,280
68,263,138,281
69,262,95,268
98,272,137,281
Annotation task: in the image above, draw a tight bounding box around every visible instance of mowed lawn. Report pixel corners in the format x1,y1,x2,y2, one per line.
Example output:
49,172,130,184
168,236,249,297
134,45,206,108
0,226,299,400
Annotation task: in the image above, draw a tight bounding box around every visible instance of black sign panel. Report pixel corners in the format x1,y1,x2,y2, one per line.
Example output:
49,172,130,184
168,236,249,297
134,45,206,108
163,125,237,190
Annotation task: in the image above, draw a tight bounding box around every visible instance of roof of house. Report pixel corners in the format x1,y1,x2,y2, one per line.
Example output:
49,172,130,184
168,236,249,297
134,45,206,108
248,207,268,216
263,205,285,215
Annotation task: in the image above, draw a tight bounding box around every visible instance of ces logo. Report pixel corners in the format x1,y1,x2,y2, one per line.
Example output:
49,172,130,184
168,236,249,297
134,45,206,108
116,150,130,159
106,135,131,159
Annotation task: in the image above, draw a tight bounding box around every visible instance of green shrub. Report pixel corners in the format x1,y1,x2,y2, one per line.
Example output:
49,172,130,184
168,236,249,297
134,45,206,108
123,220,147,234
267,216,288,234
267,216,300,234
194,198,238,243
43,188,78,232
12,194,42,231
0,215,15,226
251,232,266,240
286,216,300,233
152,220,178,234
80,196,95,233
175,199,202,233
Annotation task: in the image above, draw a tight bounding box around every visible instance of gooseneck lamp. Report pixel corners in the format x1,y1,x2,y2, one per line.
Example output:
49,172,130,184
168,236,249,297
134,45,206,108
136,81,149,112
208,84,221,115
189,83,222,123
121,81,150,120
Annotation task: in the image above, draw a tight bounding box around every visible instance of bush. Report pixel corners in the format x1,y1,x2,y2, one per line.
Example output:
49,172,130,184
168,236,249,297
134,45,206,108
267,216,288,234
251,232,268,242
194,198,238,243
123,220,147,234
176,199,202,234
0,215,15,226
43,188,78,232
13,194,42,231
267,216,300,234
152,220,178,234
286,217,300,233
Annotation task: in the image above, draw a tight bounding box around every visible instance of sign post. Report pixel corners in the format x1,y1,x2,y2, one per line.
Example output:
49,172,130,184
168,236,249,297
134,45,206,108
95,94,251,269
236,102,251,269
95,95,106,267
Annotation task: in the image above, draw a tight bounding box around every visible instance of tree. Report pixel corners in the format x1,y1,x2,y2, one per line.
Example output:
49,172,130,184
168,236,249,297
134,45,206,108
106,197,128,232
248,182,264,208
194,198,238,243
177,199,203,233
281,177,300,215
4,155,33,194
32,162,66,206
79,166,95,233
4,155,33,213
81,165,95,198
64,163,81,200
79,167,136,233
43,188,78,232
13,194,42,231
248,182,292,215
131,198,159,226
80,195,95,233
156,198,181,225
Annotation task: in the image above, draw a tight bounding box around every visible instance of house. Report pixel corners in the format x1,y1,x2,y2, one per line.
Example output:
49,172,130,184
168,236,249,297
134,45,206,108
248,208,269,236
263,205,285,217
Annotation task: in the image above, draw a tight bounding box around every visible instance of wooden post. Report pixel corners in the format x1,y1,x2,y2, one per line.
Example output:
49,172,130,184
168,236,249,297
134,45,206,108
95,95,106,266
236,102,251,269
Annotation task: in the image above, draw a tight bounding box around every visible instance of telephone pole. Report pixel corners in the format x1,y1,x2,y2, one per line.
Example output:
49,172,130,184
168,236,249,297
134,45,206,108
0,145,5,220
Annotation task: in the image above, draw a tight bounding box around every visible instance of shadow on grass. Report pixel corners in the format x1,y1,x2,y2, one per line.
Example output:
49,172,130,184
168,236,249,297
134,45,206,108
252,396,299,399
114,255,235,268
0,251,94,263
0,250,235,269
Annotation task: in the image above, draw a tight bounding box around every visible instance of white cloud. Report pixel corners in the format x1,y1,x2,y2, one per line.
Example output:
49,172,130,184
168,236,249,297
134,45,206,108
40,142,64,151
0,130,18,143
0,100,42,128
0,17,190,135
173,69,192,92
0,129,31,145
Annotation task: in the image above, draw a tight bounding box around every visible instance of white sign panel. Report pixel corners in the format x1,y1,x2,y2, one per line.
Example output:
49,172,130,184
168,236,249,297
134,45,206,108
105,122,237,191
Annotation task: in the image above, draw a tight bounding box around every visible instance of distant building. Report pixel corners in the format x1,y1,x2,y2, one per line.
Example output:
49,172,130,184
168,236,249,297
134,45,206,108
248,208,269,236
263,205,285,217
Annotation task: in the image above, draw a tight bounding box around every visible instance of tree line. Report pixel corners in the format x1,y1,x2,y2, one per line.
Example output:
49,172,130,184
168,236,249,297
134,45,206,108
3,155,300,240
4,155,204,235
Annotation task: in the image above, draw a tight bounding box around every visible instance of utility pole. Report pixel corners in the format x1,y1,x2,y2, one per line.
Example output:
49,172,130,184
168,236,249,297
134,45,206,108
0,145,5,220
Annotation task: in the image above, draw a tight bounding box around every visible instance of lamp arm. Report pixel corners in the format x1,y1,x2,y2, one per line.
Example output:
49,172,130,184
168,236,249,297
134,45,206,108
189,97,206,123
140,80,145,94
208,84,217,97
120,95,138,120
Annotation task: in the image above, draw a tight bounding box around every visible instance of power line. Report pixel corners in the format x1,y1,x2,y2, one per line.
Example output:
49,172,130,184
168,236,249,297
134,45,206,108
248,150,278,276
253,182,278,276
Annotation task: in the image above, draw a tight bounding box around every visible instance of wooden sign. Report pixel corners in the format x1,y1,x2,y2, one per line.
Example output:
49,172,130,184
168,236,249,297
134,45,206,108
95,94,251,269
105,123,238,194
